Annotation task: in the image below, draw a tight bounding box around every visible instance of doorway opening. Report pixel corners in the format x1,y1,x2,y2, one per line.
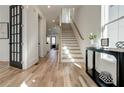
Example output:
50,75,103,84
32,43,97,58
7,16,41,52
51,36,56,49
38,15,42,59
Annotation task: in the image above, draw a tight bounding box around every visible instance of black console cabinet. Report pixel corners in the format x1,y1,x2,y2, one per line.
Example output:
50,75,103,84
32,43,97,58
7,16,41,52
86,47,124,87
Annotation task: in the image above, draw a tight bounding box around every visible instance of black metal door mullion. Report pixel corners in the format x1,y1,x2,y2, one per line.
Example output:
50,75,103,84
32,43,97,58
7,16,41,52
19,6,22,62
13,7,15,61
10,7,12,62
16,6,18,62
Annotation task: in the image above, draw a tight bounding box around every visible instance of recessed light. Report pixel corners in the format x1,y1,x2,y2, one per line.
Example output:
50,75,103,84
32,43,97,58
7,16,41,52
52,20,55,22
48,5,51,8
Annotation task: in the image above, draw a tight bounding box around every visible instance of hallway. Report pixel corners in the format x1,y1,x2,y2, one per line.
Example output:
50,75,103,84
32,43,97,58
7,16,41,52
0,49,97,87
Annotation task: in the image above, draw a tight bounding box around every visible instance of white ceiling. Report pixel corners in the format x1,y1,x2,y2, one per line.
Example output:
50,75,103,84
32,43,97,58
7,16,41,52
38,5,81,29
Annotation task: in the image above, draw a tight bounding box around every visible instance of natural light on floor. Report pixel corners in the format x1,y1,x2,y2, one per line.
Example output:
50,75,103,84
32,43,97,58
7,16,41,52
20,79,36,87
63,46,76,62
20,81,28,87
73,63,82,69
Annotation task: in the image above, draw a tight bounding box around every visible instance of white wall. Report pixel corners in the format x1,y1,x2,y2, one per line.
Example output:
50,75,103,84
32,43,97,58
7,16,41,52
40,18,47,57
0,5,9,61
22,6,47,69
71,6,101,59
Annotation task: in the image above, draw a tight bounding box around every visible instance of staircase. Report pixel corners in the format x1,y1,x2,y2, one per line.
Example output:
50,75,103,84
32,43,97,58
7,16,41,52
61,23,84,63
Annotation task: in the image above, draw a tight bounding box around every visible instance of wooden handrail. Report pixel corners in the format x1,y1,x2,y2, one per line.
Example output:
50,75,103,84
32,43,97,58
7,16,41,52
71,18,84,40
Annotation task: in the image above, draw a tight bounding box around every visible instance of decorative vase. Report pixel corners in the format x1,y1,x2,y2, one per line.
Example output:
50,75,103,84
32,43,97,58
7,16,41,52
90,40,96,47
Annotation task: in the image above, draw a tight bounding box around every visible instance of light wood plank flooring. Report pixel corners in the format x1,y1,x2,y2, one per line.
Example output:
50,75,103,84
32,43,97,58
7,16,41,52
0,49,97,87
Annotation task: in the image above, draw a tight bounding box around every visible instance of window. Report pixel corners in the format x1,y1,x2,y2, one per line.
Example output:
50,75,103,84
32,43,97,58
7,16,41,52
101,5,109,38
61,8,71,23
51,36,56,45
101,6,114,61
101,5,123,61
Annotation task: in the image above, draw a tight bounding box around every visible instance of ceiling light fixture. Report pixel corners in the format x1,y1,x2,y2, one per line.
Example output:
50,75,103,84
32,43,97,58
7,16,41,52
48,5,51,8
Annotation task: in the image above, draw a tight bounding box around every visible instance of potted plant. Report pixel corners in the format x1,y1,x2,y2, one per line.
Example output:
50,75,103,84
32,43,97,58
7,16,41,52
88,33,97,47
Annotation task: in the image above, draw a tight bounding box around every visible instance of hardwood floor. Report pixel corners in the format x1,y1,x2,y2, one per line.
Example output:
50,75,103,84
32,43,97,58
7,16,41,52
0,49,97,87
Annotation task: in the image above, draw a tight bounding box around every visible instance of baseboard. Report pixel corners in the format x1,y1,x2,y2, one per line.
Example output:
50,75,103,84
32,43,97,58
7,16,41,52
0,61,9,63
23,58,39,70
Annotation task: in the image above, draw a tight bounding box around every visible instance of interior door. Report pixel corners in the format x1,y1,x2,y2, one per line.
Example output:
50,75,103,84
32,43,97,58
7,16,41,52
9,5,22,69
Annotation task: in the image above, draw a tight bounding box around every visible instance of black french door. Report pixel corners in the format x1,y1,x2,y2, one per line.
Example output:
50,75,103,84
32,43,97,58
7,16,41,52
9,5,22,69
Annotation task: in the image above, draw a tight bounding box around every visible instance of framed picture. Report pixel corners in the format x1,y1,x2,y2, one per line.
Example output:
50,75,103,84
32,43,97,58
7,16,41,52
101,38,109,47
0,22,9,39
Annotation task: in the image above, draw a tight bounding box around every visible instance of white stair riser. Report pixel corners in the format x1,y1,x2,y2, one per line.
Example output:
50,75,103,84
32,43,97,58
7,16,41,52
62,50,81,54
63,47,80,50
62,55,83,58
62,59,84,63
61,29,83,63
